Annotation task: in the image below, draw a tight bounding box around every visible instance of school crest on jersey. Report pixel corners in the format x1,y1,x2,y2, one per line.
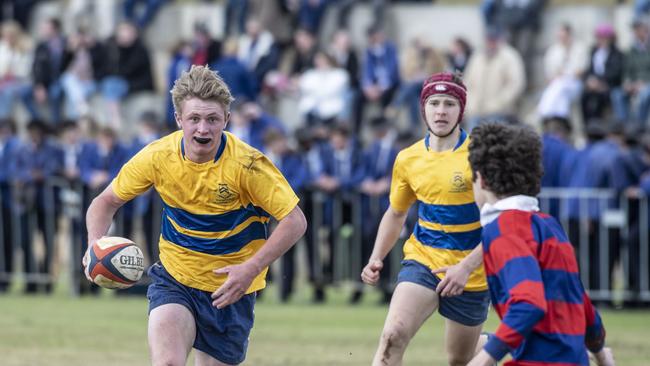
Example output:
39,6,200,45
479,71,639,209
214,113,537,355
214,183,238,204
449,171,468,193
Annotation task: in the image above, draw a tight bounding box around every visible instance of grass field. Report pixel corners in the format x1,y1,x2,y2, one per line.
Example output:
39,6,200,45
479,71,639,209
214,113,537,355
1,284,650,366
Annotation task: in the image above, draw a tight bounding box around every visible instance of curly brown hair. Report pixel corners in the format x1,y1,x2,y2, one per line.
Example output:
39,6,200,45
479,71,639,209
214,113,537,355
468,123,544,197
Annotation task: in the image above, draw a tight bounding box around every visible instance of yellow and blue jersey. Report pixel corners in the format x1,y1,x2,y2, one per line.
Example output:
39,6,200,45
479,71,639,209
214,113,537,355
390,130,487,291
112,130,299,293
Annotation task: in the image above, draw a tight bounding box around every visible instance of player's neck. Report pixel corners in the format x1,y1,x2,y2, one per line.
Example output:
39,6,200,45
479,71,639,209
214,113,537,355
427,128,460,152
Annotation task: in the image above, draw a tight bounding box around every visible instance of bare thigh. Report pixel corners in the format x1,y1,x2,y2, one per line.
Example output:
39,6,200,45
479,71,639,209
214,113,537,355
444,318,484,365
148,303,196,366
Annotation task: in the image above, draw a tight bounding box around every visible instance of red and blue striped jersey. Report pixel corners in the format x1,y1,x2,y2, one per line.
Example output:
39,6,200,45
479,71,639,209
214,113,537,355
481,210,606,365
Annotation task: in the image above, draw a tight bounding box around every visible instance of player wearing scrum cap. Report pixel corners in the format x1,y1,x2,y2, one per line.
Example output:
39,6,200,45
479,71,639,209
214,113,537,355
361,72,489,365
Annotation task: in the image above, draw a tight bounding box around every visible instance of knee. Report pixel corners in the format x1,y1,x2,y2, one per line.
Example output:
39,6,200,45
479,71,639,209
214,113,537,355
380,324,410,352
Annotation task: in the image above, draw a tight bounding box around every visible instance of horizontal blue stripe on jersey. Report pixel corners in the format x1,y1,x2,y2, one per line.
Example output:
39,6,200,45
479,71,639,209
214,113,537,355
418,201,480,226
163,202,270,233
531,214,569,245
502,301,545,335
413,223,481,251
487,256,543,304
161,218,268,255
488,266,583,305
542,270,584,304
512,332,588,365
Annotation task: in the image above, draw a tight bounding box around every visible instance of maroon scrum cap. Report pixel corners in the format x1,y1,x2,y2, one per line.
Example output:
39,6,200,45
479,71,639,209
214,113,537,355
419,72,467,123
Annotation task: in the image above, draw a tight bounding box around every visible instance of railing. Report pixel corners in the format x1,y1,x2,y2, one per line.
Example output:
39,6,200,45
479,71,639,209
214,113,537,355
1,181,648,304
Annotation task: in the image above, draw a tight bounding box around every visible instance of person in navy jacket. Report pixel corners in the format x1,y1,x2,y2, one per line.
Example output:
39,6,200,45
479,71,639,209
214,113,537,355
0,119,21,292
313,123,364,301
350,117,398,304
263,129,309,302
13,120,63,293
78,127,130,292
540,116,575,219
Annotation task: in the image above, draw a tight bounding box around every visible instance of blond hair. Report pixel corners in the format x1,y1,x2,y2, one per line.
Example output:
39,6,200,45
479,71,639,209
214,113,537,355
171,65,234,114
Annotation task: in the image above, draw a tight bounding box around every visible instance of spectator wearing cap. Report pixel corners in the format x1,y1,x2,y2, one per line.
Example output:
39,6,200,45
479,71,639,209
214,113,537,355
581,23,625,123
613,17,650,127
13,120,64,293
537,23,588,120
463,27,526,129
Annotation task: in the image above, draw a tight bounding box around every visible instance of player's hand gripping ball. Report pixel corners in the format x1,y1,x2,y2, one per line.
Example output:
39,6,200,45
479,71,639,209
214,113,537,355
85,237,145,289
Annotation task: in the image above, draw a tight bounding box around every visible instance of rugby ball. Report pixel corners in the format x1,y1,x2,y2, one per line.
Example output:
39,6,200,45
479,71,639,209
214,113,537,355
85,236,145,289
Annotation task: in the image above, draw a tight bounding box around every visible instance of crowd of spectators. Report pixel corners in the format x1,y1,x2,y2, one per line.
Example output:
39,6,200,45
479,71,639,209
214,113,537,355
1,0,650,306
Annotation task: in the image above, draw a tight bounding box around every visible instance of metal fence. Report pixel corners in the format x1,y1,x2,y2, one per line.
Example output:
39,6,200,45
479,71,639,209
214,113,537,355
1,181,648,304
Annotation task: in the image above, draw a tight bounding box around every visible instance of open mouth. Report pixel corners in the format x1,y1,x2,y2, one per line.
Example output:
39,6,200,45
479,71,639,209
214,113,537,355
193,137,212,145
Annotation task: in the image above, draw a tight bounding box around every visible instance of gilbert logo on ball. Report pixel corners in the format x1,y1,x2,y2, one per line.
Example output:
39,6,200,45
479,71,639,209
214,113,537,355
86,236,145,289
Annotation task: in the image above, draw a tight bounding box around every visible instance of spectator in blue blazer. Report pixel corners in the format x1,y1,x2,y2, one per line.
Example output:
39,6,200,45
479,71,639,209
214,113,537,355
264,129,310,302
360,25,400,125
14,120,63,293
0,119,20,292
295,125,329,302
78,127,130,292
313,123,364,301
165,41,192,131
541,116,575,218
227,100,285,152
350,116,398,304
211,38,257,102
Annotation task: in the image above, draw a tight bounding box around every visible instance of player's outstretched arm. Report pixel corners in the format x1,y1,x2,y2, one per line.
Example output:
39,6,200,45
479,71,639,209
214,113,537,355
361,205,407,286
83,183,127,281
212,205,307,309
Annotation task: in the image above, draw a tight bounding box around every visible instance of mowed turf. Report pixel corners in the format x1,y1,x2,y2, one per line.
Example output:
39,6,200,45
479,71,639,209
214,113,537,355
1,287,649,366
